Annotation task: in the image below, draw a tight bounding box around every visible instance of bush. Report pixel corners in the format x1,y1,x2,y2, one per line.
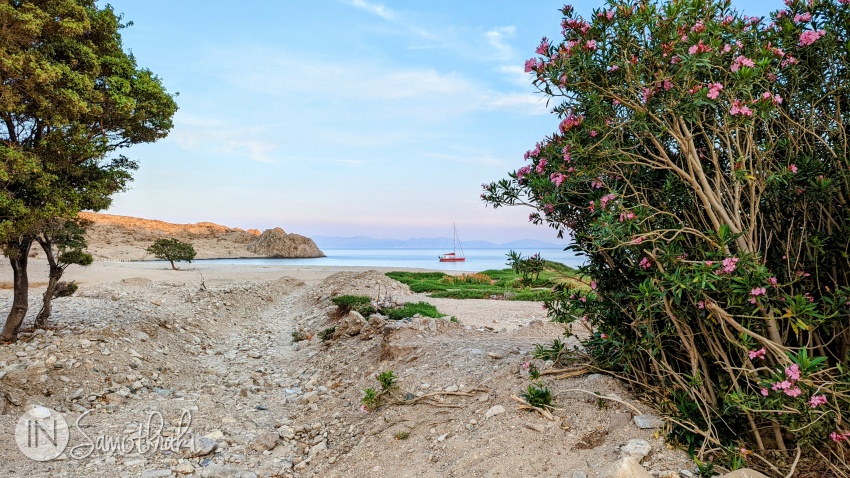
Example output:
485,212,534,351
146,238,196,270
482,0,850,473
52,281,78,298
384,301,443,321
330,295,376,318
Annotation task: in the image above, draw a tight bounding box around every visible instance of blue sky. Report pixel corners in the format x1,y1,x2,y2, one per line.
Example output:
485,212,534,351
104,0,777,243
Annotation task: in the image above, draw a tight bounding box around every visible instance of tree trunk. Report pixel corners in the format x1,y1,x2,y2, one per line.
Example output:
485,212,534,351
170,260,177,270
34,237,63,329
1,237,34,342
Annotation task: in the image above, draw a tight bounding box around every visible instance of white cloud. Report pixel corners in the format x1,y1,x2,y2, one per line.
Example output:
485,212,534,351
344,0,396,21
483,26,517,60
169,116,279,163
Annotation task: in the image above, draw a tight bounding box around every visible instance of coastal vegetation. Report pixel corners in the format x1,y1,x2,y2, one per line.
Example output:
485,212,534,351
331,294,446,321
386,258,583,301
146,238,197,270
0,0,177,341
483,0,850,474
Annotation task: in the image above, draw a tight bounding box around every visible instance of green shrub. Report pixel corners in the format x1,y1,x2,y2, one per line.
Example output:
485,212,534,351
482,0,850,472
384,301,442,321
520,383,553,409
52,281,78,298
319,327,336,342
331,295,376,317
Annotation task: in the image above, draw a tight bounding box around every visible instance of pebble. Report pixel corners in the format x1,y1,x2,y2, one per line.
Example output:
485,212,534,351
141,470,172,478
444,385,459,393
620,439,652,461
485,405,505,419
250,432,279,452
633,415,663,429
191,436,218,457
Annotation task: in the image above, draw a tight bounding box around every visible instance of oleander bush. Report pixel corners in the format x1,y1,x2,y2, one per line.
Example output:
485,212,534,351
482,0,850,474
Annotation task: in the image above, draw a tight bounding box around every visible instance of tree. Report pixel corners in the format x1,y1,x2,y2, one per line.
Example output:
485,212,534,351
483,0,850,473
147,239,196,270
0,1,178,341
34,219,93,328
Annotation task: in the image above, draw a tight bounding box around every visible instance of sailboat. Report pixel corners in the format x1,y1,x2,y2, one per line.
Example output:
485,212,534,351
439,224,466,262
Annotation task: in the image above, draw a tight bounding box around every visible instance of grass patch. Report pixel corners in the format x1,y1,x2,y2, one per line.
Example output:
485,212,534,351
331,294,376,317
386,260,584,302
384,301,443,321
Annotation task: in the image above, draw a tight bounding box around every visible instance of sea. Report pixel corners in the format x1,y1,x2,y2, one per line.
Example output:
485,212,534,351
202,248,585,272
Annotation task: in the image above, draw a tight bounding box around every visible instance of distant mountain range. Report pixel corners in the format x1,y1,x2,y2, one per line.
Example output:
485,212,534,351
312,235,565,250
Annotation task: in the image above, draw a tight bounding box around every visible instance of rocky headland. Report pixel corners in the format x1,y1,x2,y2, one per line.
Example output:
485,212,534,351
77,212,325,261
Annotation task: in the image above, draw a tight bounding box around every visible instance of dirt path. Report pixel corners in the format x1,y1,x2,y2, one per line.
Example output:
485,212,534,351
0,265,697,477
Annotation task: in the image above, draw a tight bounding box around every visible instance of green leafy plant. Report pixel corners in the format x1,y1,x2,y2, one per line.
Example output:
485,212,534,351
532,339,566,362
319,327,336,342
291,329,308,343
331,295,376,318
361,387,380,411
146,238,196,270
394,430,410,440
520,383,553,409
376,370,398,392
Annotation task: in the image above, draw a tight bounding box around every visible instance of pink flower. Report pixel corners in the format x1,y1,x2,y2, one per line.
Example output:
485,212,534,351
786,363,801,381
748,348,766,360
590,281,597,290
808,395,827,408
784,387,802,398
535,157,547,173
773,380,792,391
585,40,597,51
360,404,370,413
524,58,540,73
760,388,769,397
799,29,826,46
793,12,812,23
730,100,753,117
600,333,608,339
731,55,755,72
688,40,712,55
723,43,732,53
789,164,798,173
560,114,584,132
550,172,566,187
608,64,619,73
721,257,739,273
631,237,644,245
697,301,705,309
831,432,850,442
750,287,767,298
590,130,598,137
535,37,550,55
769,277,778,286
522,361,531,369
706,83,723,100
639,257,652,270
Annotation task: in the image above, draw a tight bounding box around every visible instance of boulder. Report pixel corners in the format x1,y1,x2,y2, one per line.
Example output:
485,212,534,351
333,311,367,338
245,228,325,258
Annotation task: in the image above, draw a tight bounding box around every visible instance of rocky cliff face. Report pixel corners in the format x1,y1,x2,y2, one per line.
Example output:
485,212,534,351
246,228,325,258
78,213,324,260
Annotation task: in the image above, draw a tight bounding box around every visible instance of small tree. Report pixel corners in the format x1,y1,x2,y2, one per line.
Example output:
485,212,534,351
34,219,93,328
147,239,196,270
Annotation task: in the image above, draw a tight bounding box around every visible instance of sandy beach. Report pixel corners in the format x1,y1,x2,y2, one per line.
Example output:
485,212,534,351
0,258,695,477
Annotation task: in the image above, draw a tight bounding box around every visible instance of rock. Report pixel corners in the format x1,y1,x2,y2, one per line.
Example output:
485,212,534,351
141,470,172,478
633,414,663,429
485,405,506,419
620,439,652,461
199,465,258,478
359,315,386,339
250,432,279,452
609,412,632,431
310,441,327,456
278,426,295,440
601,457,652,478
334,311,367,338
247,351,261,359
173,462,194,474
246,228,324,258
572,472,588,478
191,435,218,457
445,385,459,393
718,470,771,478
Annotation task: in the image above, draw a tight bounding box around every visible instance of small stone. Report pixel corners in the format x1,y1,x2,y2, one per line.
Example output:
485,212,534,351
173,462,195,474
191,436,218,457
633,414,663,429
620,439,652,461
444,385,459,393
485,405,505,419
526,422,545,432
601,457,652,478
125,458,147,467
248,351,261,359
278,426,295,440
205,430,225,440
487,352,502,359
572,472,588,478
310,441,327,456
716,470,771,478
420,383,430,390
141,470,172,478
250,432,279,452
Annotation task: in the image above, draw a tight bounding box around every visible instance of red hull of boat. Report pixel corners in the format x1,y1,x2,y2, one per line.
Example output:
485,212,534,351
439,257,466,262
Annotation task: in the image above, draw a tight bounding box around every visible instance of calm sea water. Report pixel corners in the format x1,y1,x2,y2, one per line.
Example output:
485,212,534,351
202,248,584,272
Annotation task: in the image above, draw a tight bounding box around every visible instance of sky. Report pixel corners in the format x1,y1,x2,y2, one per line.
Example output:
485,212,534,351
103,0,778,243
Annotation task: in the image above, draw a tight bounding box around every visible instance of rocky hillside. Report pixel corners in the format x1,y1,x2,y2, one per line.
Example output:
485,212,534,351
78,212,325,261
